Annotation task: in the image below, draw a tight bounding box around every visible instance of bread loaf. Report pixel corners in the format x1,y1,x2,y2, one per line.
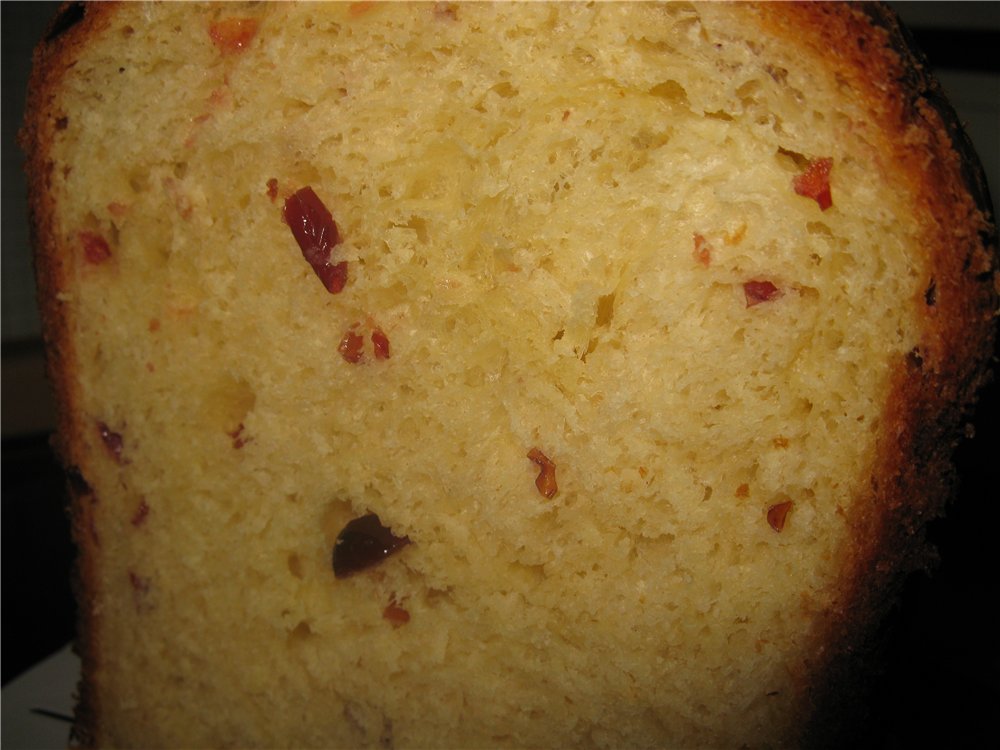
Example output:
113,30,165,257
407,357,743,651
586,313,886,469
22,2,998,747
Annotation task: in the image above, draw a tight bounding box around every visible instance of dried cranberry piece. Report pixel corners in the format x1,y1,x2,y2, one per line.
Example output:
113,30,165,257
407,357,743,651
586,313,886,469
338,329,365,363
527,448,558,499
383,598,410,627
692,233,712,267
333,513,410,578
743,280,781,307
767,501,793,532
283,186,347,293
208,18,258,54
80,231,111,264
793,157,833,210
228,423,251,449
371,327,391,360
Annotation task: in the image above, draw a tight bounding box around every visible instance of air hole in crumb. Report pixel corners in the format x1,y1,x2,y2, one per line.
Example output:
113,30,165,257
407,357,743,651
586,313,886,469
595,293,616,327
489,81,518,99
705,110,734,121
288,553,305,579
203,375,256,441
648,80,689,106
289,621,313,641
776,146,810,170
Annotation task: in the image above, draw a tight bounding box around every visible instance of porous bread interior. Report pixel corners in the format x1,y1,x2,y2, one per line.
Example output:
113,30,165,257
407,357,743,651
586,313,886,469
46,2,928,747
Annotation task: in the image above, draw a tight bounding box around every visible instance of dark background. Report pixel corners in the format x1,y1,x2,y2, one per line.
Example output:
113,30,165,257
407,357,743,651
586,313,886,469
2,2,999,747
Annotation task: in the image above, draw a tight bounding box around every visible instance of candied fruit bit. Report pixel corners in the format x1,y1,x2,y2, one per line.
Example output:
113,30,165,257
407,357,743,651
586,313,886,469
349,1,375,16
98,422,125,463
372,327,391,360
339,329,365,363
735,483,750,498
266,178,279,202
131,500,150,527
283,186,348,294
767,501,793,532
693,233,712,266
208,18,258,54
527,448,558,499
80,231,111,264
793,157,833,210
228,423,251,449
333,513,410,578
383,598,411,627
744,280,781,307
724,224,747,246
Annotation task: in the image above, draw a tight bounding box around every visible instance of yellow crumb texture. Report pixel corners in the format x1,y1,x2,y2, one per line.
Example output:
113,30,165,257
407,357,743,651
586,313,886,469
44,2,935,748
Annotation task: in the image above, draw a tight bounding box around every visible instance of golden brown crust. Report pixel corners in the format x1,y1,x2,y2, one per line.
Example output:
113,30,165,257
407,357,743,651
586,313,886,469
749,3,999,744
20,3,126,746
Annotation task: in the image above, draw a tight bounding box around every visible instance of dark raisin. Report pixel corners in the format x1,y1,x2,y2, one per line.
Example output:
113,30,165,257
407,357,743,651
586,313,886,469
333,513,410,578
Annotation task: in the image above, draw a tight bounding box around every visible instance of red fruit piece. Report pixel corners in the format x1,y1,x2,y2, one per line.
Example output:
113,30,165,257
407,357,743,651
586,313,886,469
383,599,411,627
743,280,781,307
339,329,365,363
767,501,793,532
80,231,111,264
527,448,558,499
372,327,391,360
793,157,833,210
208,18,258,54
283,186,347,293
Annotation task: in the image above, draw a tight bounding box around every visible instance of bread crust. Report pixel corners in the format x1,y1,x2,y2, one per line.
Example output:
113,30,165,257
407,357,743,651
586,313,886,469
21,2,997,747
750,2,998,744
20,3,124,745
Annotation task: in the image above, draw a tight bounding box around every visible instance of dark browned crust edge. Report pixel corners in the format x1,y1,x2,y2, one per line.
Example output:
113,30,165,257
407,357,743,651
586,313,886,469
19,2,123,747
753,3,999,747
